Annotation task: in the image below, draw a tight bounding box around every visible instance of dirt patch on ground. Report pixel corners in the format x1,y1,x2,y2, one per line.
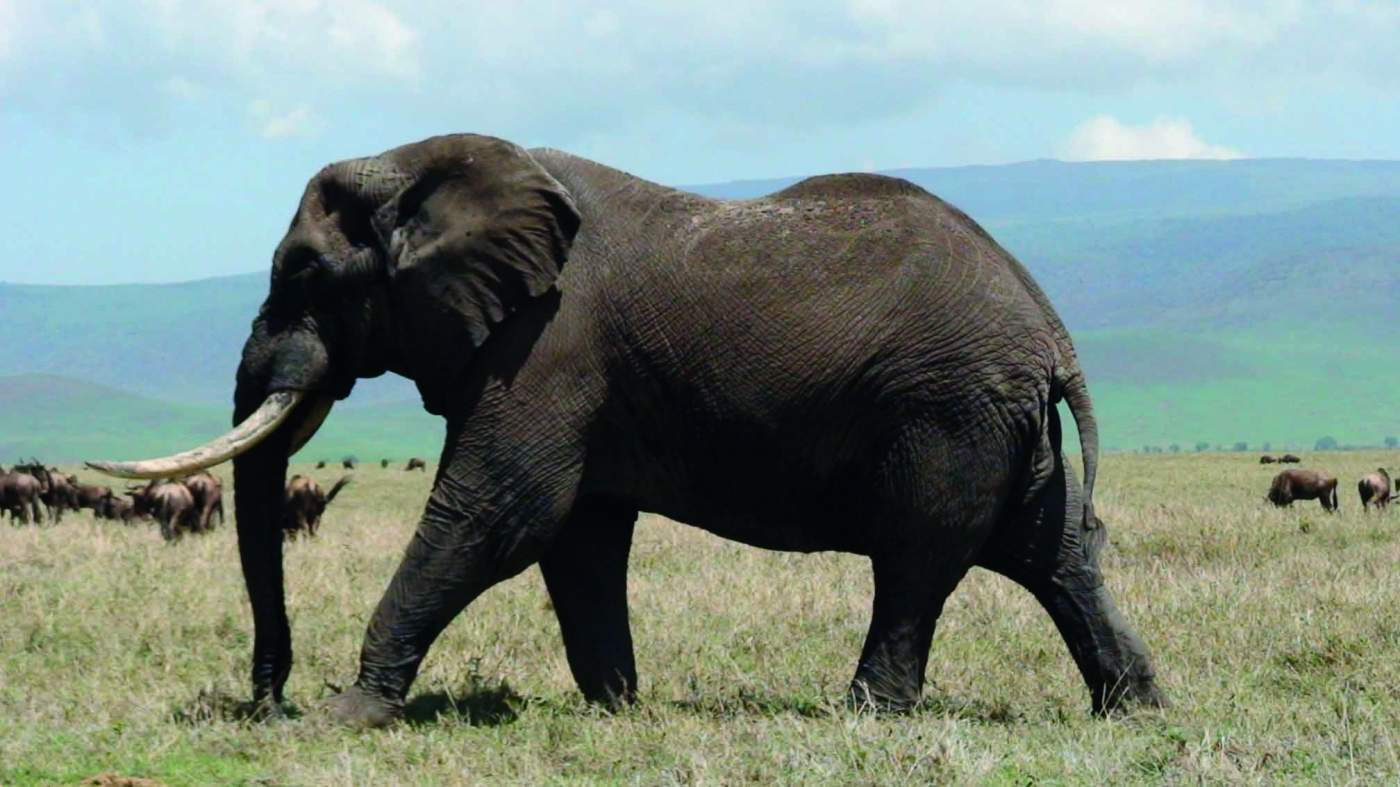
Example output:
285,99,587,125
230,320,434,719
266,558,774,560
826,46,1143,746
82,774,165,787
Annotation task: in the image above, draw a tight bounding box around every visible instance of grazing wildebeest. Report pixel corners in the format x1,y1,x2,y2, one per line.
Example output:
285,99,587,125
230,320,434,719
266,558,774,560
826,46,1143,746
96,492,136,524
73,480,114,513
1259,455,1276,464
183,471,225,532
1277,454,1302,464
1268,469,1338,512
342,458,356,470
316,460,327,469
404,457,427,472
283,475,352,539
1358,468,1392,511
128,480,198,541
1,465,47,524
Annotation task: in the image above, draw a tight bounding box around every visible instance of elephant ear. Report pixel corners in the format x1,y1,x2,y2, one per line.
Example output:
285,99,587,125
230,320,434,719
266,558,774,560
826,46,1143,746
372,135,580,412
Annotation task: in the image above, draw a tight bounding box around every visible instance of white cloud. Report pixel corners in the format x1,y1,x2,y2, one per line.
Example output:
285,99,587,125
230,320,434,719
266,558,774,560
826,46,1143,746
1062,115,1242,161
248,100,321,139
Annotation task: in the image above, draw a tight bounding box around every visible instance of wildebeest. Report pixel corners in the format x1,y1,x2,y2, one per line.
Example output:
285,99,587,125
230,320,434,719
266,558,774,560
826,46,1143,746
1358,468,1392,511
1259,455,1276,464
380,458,390,469
1277,454,1302,464
1268,469,1339,512
405,457,427,472
182,471,225,532
96,492,136,524
1,464,48,524
73,479,115,513
316,460,327,469
342,457,356,470
283,475,352,539
128,480,198,541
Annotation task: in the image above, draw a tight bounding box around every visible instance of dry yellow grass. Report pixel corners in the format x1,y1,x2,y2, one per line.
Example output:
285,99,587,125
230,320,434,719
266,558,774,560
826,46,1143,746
2,452,1398,784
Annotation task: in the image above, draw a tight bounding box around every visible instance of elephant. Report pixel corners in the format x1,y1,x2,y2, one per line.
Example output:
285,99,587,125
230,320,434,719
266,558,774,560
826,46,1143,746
1358,468,1392,511
183,471,225,532
1259,455,1276,464
282,475,352,538
405,457,427,472
127,480,198,542
1267,469,1338,512
89,133,1164,728
1277,454,1302,464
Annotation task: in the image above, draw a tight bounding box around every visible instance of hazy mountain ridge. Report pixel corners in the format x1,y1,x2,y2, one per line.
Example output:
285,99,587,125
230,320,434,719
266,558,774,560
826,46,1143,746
5,158,1398,457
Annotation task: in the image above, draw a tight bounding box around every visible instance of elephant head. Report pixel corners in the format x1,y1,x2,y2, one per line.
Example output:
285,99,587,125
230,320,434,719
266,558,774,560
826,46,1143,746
88,134,579,707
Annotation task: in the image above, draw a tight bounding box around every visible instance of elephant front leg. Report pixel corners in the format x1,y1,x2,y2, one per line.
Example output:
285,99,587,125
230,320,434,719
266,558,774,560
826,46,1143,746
539,499,639,707
327,470,580,729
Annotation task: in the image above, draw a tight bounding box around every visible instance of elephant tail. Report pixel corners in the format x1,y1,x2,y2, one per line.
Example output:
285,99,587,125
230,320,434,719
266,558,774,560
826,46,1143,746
1057,365,1101,532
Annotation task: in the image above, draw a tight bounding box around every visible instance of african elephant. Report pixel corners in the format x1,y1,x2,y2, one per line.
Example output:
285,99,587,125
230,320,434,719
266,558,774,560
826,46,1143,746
1268,469,1338,512
404,457,426,472
127,480,198,542
90,133,1164,727
1358,468,1392,511
183,471,225,532
282,475,352,538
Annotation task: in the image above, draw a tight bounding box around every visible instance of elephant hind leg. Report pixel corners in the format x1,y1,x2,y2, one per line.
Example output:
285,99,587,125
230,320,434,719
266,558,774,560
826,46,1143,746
982,458,1164,715
539,498,639,708
849,543,978,711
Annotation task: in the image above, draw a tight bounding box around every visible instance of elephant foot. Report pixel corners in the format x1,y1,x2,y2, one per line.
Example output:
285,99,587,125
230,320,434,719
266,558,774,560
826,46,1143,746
1094,673,1169,717
846,678,921,713
245,695,288,723
324,684,403,730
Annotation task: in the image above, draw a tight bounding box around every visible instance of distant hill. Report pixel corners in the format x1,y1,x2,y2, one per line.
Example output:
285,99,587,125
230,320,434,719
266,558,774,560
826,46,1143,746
0,374,440,465
4,157,1398,457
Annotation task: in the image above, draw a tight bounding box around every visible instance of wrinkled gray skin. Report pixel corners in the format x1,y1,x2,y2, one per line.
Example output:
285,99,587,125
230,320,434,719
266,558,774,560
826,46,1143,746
219,133,1163,728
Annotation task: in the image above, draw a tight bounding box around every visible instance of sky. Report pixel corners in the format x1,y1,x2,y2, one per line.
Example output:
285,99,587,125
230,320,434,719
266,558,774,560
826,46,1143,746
2,1,1398,285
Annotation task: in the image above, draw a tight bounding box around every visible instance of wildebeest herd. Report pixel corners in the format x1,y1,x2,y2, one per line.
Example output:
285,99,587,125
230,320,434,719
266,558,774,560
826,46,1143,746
1,457,426,540
1261,456,1395,512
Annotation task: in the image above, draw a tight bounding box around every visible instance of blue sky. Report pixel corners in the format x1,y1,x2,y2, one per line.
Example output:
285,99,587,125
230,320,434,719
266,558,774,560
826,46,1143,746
3,1,1398,285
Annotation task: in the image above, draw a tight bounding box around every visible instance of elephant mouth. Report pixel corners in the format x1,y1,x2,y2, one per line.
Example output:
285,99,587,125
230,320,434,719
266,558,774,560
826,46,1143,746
86,390,335,480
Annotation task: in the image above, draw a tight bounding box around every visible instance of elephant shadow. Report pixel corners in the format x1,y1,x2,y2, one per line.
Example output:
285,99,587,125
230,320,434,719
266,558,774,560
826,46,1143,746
403,682,526,728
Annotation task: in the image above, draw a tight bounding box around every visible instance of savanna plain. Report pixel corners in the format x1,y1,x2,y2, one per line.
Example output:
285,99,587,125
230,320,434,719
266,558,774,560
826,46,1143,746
2,451,1397,784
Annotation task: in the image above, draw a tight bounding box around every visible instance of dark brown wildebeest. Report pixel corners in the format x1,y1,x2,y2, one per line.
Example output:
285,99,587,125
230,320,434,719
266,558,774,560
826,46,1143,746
1268,469,1338,512
380,458,390,468
1358,468,1392,511
283,475,352,539
316,460,327,469
96,492,136,524
1,464,48,524
128,480,198,541
182,471,225,532
73,480,114,513
405,457,427,472
342,458,356,470
1277,454,1302,464
1259,455,1276,464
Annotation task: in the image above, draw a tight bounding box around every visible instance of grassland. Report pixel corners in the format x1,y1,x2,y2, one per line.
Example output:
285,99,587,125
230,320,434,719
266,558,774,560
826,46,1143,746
2,451,1398,784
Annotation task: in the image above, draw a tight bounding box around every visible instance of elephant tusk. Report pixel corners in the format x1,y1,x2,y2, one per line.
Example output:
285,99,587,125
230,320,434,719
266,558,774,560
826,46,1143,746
86,391,306,479
288,394,335,456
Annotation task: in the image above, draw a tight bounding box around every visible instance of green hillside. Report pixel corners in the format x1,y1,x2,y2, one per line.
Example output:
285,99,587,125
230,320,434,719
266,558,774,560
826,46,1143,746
4,158,1399,457
0,375,441,465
